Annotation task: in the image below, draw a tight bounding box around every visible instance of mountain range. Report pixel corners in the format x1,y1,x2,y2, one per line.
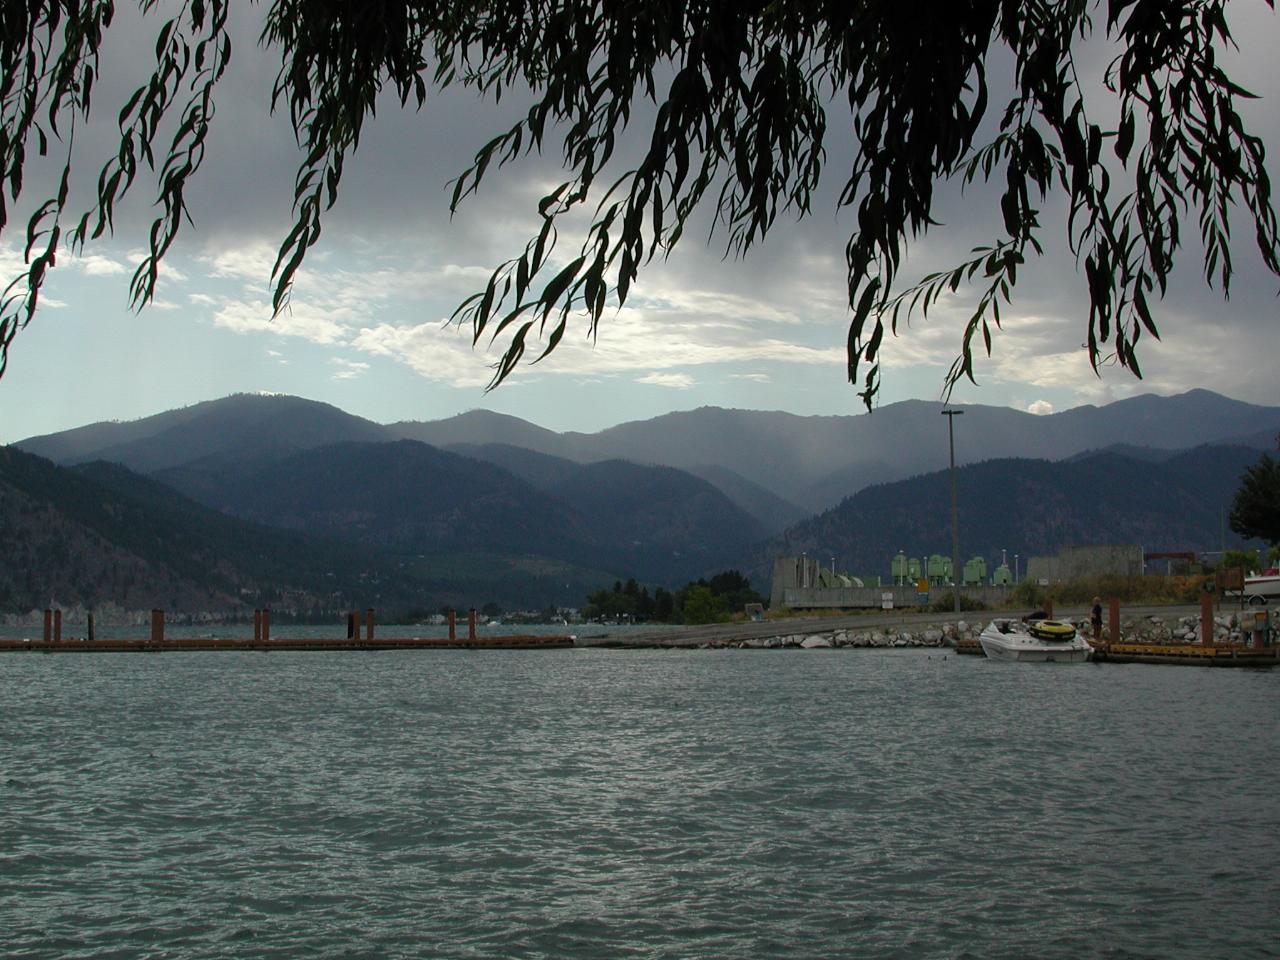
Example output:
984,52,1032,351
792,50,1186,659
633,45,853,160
751,443,1268,588
19,388,1279,530
6,389,1277,614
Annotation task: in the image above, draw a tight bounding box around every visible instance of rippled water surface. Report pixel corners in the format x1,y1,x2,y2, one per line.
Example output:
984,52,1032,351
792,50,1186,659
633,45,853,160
2,649,1277,958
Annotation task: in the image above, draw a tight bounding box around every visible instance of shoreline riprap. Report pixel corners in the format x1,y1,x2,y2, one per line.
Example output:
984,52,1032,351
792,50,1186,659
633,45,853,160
612,610,1267,649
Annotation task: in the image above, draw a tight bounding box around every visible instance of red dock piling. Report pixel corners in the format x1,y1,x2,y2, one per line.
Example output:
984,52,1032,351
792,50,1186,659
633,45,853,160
366,608,375,641
150,610,164,645
43,609,52,644
53,609,62,643
262,608,271,643
468,608,477,641
448,609,456,642
254,609,263,643
1108,597,1120,644
1045,598,1054,619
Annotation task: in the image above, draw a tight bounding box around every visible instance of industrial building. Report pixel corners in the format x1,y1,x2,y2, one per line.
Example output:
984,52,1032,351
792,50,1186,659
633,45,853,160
770,543,1145,610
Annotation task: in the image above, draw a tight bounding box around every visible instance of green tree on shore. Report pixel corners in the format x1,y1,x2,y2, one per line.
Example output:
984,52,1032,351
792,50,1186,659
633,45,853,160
679,586,726,626
581,571,759,624
1229,454,1280,550
674,571,765,624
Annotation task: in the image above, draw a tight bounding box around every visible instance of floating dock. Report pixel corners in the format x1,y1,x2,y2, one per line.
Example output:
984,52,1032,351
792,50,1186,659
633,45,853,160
0,607,574,653
1091,640,1278,667
0,635,574,653
952,597,1276,666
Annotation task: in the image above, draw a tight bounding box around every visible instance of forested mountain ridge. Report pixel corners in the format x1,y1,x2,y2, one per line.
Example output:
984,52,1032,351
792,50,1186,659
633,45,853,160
2,434,770,614
17,394,394,472
4,439,1268,616
0,446,421,614
153,439,766,585
20,389,1276,534
8,391,1276,615
752,444,1268,586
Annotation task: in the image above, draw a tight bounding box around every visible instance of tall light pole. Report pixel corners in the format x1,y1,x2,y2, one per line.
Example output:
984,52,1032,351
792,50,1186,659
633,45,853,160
942,409,964,613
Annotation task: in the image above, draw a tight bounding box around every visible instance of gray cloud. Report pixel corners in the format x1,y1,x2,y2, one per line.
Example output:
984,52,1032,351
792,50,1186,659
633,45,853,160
7,3,1279,419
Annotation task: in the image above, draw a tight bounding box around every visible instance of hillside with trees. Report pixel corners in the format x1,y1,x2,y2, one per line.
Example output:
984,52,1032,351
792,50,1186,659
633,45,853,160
755,444,1270,586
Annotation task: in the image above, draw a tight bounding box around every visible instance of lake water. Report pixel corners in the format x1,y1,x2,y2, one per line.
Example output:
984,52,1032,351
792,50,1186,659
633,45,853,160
2,648,1276,958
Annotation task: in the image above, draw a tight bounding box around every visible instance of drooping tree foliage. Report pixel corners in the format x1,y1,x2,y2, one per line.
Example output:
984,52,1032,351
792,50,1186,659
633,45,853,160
3,1,1278,405
1229,452,1280,546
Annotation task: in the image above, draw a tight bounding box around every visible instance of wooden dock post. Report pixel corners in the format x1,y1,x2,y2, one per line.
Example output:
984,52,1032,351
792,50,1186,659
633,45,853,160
1045,598,1054,619
1108,597,1120,645
1200,594,1215,646
448,609,456,642
468,608,477,641
262,608,271,643
43,609,52,643
53,609,62,642
254,609,263,643
366,608,375,641
1253,610,1270,648
87,612,95,642
150,609,164,645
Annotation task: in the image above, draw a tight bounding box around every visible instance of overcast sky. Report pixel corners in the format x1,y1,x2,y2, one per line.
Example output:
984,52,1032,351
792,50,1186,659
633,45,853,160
2,3,1278,444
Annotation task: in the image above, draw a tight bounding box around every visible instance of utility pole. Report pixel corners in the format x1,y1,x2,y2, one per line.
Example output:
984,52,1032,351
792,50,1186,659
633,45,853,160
942,409,964,613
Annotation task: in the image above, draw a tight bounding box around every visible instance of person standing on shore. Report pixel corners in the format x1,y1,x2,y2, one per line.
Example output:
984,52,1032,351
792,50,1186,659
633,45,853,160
1091,596,1104,641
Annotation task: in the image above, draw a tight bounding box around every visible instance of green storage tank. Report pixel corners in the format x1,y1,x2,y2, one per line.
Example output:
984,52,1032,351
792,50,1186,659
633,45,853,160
963,556,987,586
927,554,951,582
890,552,909,583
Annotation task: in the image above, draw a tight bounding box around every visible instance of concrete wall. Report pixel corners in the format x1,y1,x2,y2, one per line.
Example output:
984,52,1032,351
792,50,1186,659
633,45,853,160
781,585,1017,610
1025,544,1144,583
770,555,825,609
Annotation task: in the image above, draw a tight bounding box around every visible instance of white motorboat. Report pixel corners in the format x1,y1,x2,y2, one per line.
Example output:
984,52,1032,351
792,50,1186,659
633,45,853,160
1243,569,1280,605
978,618,1093,663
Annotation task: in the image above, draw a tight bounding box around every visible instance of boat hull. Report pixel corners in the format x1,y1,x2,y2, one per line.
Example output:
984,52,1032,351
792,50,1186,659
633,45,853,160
979,620,1093,663
1243,575,1280,605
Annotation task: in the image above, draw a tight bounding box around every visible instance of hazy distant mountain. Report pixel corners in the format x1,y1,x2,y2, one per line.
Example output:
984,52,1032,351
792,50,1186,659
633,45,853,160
750,443,1268,586
160,438,597,556
6,431,1268,614
20,389,1280,528
18,394,393,472
392,409,574,456
16,389,1280,578
550,459,769,575
680,464,809,535
1061,444,1180,464
1,446,633,614
442,442,584,489
155,439,764,585
0,446,420,614
449,442,806,535
384,388,1280,518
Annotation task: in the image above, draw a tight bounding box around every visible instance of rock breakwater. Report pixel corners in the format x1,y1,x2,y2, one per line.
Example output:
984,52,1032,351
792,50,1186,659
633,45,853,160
648,610,1267,650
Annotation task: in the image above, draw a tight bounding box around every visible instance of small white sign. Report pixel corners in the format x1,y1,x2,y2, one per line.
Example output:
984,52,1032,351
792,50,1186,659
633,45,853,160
881,592,894,610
